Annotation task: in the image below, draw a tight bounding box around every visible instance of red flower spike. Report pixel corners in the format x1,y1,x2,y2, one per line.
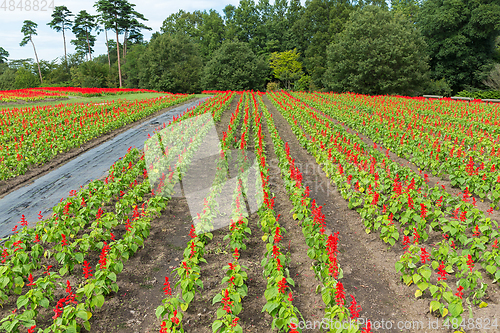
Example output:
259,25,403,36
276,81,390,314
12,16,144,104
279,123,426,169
349,295,362,319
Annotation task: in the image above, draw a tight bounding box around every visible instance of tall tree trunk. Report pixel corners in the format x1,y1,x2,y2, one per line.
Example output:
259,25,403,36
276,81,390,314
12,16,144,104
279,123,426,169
62,23,68,67
105,29,110,69
115,19,123,88
86,28,92,61
30,37,43,85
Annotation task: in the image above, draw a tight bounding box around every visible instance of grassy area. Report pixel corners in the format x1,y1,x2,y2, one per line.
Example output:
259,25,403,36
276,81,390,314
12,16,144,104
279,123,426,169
0,92,189,110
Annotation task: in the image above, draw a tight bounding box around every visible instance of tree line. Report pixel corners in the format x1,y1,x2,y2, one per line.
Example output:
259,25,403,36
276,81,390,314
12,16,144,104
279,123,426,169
1,0,499,96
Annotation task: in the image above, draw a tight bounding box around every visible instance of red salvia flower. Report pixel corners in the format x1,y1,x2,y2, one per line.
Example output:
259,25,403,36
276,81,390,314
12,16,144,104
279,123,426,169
420,204,427,219
163,276,171,296
492,239,498,249
460,211,467,222
27,273,35,287
407,195,414,209
335,281,346,307
27,325,36,333
222,289,233,313
233,247,240,260
466,255,474,271
288,292,294,302
20,215,28,227
60,234,68,247
349,295,362,319
171,310,180,325
420,247,430,264
413,228,420,244
437,261,447,281
473,225,480,237
455,286,464,299
361,320,372,333
189,224,196,238
278,277,287,293
402,235,411,252
98,242,110,269
274,226,282,243
83,260,93,279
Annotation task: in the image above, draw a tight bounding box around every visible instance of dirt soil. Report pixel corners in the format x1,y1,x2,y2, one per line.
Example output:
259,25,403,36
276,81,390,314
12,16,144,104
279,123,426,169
0,98,196,200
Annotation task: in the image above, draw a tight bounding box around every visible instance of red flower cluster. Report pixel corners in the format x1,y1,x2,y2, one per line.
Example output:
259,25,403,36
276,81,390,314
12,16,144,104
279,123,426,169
349,295,362,319
163,276,171,296
335,281,345,307
99,242,111,269
83,260,93,279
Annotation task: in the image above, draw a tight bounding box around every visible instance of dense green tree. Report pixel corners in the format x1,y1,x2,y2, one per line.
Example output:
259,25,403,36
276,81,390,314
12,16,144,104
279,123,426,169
121,9,151,58
71,60,111,87
161,10,203,38
269,49,303,89
20,20,43,85
391,0,420,21
324,6,429,96
0,63,16,90
285,0,305,51
136,34,202,93
0,47,9,63
202,41,268,91
233,0,260,50
47,6,73,66
72,10,97,61
14,65,40,89
297,0,356,88
122,43,146,88
198,10,225,60
95,0,149,87
418,0,500,92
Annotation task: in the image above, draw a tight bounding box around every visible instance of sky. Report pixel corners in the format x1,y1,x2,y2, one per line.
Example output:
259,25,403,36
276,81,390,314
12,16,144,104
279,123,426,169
0,0,255,62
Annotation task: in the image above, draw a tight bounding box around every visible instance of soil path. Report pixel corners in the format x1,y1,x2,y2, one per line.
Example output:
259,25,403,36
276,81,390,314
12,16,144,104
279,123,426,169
0,98,209,239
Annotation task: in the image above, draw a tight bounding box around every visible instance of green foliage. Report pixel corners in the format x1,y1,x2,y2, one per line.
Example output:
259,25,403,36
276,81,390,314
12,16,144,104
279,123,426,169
424,78,452,97
14,66,40,89
324,6,430,96
136,34,202,93
72,10,98,60
294,75,312,92
391,0,421,21
47,6,73,33
202,41,269,91
455,90,500,100
70,61,111,88
0,64,16,90
299,0,356,88
269,49,303,89
20,20,37,47
418,0,500,92
0,47,8,63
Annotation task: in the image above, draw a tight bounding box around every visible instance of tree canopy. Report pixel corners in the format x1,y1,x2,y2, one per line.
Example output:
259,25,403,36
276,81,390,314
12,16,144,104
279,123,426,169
418,0,500,92
202,41,269,91
323,5,429,96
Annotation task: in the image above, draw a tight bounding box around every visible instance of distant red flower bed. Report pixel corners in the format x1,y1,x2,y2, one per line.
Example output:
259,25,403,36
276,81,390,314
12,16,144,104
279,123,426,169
0,89,66,102
31,87,163,97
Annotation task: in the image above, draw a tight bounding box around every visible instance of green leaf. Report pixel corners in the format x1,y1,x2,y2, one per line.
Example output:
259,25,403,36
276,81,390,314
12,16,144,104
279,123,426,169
212,320,223,332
